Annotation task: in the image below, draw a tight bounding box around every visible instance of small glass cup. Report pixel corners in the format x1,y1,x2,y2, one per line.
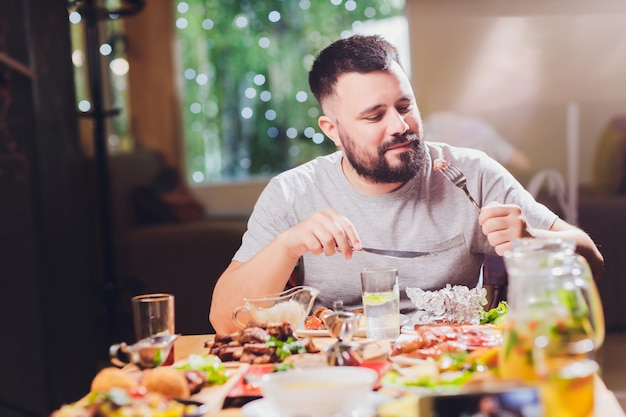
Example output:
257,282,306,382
360,268,400,341
132,293,175,365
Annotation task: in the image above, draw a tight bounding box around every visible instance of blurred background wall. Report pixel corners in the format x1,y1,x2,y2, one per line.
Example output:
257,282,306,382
195,0,626,211
406,0,626,186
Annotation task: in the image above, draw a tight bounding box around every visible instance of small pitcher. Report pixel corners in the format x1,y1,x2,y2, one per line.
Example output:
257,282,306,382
498,238,605,382
232,286,319,330
323,306,365,366
109,334,179,369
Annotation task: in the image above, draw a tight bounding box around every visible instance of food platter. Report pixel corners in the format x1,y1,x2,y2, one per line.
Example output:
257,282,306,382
388,351,430,367
392,324,502,361
382,322,503,395
296,314,410,338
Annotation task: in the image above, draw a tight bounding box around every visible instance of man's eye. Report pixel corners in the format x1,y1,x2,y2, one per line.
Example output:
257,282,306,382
397,105,412,114
366,114,383,122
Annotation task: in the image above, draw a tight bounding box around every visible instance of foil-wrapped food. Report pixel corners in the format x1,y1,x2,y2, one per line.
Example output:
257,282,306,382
405,284,488,324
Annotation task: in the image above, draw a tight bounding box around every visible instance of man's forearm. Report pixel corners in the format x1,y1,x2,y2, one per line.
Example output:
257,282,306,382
209,240,301,333
541,220,604,280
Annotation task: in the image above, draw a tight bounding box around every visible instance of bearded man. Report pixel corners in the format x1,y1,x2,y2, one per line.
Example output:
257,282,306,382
209,35,603,333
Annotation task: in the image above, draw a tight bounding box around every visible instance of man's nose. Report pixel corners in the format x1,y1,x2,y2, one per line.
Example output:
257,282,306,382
387,110,409,136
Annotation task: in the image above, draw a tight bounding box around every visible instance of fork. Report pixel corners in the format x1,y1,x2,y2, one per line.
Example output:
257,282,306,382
439,163,481,212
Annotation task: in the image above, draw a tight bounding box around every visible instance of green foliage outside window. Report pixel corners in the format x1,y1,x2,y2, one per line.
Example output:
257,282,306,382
174,0,406,183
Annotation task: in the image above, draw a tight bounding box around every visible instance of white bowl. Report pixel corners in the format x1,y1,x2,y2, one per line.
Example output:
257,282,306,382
259,367,379,417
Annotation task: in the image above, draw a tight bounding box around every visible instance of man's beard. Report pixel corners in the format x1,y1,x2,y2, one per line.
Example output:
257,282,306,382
340,130,425,184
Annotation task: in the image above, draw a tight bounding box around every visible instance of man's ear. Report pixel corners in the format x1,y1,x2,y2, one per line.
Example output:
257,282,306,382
318,115,341,146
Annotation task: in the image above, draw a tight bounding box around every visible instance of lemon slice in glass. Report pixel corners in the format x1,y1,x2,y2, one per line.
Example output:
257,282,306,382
363,292,396,306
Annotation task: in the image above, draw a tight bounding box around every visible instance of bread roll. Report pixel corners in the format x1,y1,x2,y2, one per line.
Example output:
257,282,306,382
91,367,139,393
141,367,190,398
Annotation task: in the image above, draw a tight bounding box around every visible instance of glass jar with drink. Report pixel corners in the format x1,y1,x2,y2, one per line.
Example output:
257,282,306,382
498,238,604,417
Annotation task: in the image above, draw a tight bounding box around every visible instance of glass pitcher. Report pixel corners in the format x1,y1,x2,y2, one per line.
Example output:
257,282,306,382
498,238,605,382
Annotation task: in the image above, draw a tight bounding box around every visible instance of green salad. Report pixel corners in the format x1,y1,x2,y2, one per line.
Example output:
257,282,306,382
173,353,229,385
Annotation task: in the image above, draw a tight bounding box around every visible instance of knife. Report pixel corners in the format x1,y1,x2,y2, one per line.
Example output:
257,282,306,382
360,247,434,259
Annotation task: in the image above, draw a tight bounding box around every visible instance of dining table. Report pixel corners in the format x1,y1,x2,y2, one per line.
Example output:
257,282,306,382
174,333,626,417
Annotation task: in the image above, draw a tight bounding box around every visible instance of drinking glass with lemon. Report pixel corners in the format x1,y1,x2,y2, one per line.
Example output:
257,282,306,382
360,268,400,341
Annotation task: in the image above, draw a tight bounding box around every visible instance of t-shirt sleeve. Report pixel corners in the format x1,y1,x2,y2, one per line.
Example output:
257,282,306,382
480,154,558,230
458,151,558,255
232,177,295,263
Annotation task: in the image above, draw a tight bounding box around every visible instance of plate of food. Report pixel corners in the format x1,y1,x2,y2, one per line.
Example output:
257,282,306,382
389,303,506,373
52,388,210,417
207,321,321,364
383,342,500,395
51,353,237,417
398,322,503,352
296,306,409,338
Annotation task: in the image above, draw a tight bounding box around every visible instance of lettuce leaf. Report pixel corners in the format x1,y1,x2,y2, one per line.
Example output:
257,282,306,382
480,301,509,325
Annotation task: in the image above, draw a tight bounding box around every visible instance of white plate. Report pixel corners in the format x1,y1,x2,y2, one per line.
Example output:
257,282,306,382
389,355,431,367
295,327,367,338
241,392,391,417
381,379,462,395
401,323,417,335
400,311,428,335
380,380,435,395
296,314,409,338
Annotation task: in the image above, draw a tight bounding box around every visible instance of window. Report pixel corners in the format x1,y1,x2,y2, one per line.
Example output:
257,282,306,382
68,2,134,155
174,0,407,183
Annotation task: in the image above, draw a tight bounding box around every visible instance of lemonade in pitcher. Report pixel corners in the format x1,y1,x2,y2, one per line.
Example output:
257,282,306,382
538,364,596,417
534,340,598,417
498,238,604,383
499,317,539,382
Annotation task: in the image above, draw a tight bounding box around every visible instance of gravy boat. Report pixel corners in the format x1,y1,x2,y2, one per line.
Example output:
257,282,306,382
109,333,178,368
232,285,319,330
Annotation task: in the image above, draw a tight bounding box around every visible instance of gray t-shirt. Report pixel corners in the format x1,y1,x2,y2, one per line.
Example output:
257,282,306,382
234,143,557,314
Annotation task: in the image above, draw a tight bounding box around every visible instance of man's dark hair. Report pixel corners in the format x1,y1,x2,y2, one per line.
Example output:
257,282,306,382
308,34,402,105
